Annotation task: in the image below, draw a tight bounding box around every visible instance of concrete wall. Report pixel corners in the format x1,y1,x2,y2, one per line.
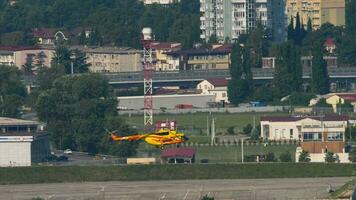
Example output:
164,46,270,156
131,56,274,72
118,94,216,110
0,142,31,167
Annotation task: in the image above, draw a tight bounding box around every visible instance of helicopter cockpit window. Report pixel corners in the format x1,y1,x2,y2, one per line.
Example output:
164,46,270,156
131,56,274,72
157,132,169,136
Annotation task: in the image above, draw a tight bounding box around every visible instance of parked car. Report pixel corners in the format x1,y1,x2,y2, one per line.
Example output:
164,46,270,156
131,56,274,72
64,149,73,155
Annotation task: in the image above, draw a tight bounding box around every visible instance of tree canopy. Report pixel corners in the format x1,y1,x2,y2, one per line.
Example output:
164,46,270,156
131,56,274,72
36,73,138,156
0,65,27,117
0,0,200,48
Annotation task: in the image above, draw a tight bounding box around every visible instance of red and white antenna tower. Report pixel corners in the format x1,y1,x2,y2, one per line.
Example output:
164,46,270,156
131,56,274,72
141,28,154,131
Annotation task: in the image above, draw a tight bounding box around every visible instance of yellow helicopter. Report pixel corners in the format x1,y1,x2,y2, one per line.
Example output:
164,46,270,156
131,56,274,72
110,128,188,149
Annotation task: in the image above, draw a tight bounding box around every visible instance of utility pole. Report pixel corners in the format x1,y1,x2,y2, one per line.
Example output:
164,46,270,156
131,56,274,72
241,138,244,163
211,118,215,145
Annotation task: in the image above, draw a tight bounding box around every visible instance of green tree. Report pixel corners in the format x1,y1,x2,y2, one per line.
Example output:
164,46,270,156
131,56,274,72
243,124,253,135
0,65,27,117
246,23,268,68
36,74,136,155
228,44,252,105
346,0,356,34
265,152,276,162
349,147,356,162
279,151,292,162
201,195,214,200
52,46,72,74
71,49,90,73
325,152,337,163
306,18,313,33
250,127,259,141
298,150,311,162
311,45,329,94
273,42,302,97
287,16,294,42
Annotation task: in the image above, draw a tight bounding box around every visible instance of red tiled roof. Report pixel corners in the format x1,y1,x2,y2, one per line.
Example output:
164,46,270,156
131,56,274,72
324,38,335,46
161,148,196,158
261,115,350,122
206,78,228,87
336,94,356,102
33,28,57,39
0,45,40,51
151,42,181,50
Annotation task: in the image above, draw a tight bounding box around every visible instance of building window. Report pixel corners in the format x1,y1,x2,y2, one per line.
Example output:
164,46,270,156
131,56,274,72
327,132,343,141
290,129,293,139
303,132,322,141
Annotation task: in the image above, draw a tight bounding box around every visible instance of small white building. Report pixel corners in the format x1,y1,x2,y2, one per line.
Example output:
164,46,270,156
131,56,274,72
0,117,50,167
260,116,348,141
197,78,229,104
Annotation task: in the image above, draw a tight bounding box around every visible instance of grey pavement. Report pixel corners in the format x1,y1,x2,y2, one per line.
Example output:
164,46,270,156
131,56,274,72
0,177,351,200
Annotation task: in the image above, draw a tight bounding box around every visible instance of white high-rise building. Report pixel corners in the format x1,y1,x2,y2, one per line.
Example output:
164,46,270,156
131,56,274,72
200,0,286,43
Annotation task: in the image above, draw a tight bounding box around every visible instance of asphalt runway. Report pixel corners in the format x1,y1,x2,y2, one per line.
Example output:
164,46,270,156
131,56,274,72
0,177,351,200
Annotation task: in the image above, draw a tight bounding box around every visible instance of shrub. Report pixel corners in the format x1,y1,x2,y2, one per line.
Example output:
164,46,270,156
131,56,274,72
243,124,253,135
227,126,235,135
265,152,276,162
201,195,214,200
299,150,311,162
279,151,292,162
325,152,337,163
349,148,356,162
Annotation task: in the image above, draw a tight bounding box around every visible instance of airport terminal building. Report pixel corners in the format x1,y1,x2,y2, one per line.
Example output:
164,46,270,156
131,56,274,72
0,117,50,167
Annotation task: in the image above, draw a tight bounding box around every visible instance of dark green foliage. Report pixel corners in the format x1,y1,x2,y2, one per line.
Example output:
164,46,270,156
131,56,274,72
0,0,200,48
346,0,356,34
349,148,356,162
201,195,214,200
289,92,316,106
243,124,253,135
250,127,259,141
273,42,302,98
0,65,27,117
35,74,137,156
336,100,354,114
227,126,235,135
246,23,268,68
325,152,337,163
287,13,307,45
299,150,311,162
311,45,329,94
279,151,292,162
265,152,276,162
307,18,313,33
227,44,253,105
51,46,89,74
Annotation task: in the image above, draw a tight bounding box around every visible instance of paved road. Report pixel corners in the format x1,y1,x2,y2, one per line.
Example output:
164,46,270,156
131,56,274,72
0,177,351,200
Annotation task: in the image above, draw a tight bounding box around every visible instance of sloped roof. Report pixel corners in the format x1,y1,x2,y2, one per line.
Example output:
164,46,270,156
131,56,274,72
206,78,228,87
161,148,196,158
150,42,181,50
324,38,335,46
261,115,350,122
335,94,356,102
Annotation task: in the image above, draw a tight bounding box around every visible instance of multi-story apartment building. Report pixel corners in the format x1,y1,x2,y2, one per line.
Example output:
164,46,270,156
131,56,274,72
0,46,54,70
73,46,142,73
165,44,231,70
200,0,286,43
286,0,345,30
151,42,181,71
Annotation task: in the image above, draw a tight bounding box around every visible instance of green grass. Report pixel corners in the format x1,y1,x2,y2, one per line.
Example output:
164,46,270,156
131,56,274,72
330,179,356,198
122,112,289,133
195,144,297,163
0,163,355,185
138,143,297,163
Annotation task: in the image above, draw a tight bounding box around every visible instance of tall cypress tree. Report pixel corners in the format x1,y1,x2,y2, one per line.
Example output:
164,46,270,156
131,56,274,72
311,45,329,94
287,16,294,41
346,0,356,34
228,44,251,105
307,18,313,33
294,12,304,45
